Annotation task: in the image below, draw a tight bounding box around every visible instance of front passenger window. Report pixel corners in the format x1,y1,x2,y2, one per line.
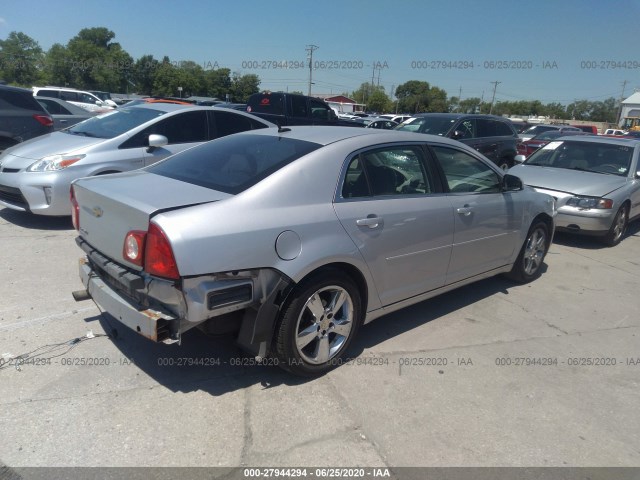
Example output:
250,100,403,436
432,146,501,193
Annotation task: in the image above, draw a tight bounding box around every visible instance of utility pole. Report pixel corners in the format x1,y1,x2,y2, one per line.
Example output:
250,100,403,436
617,80,628,125
458,86,462,112
306,45,318,96
489,81,501,115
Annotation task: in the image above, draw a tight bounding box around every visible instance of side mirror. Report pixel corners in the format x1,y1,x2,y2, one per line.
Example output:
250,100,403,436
514,154,526,164
96,100,104,106
502,173,523,192
147,134,168,151
636,171,640,179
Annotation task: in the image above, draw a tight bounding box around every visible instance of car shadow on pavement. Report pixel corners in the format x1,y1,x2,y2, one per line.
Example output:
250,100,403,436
552,220,640,250
344,272,536,360
93,312,311,396
0,208,73,230
90,266,545,395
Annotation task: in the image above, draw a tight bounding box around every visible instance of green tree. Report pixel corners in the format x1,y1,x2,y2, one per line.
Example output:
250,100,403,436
395,80,448,113
132,54,158,95
63,27,133,91
230,72,260,102
0,31,44,85
351,82,392,112
205,67,232,99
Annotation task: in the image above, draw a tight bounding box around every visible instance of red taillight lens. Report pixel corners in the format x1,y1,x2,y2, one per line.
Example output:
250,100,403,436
144,223,179,280
70,186,80,231
33,114,54,128
123,231,146,266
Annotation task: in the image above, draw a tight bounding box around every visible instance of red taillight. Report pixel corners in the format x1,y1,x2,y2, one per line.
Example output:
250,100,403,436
145,223,179,279
70,186,80,231
123,223,179,279
33,114,54,128
123,231,146,266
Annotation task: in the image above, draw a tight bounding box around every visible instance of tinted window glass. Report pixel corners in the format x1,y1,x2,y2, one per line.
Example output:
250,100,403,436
37,98,62,114
37,90,59,99
78,93,98,104
153,110,208,144
0,90,41,111
342,146,432,198
69,107,166,139
495,120,515,136
213,110,267,138
147,134,321,194
395,116,456,135
309,99,330,121
290,96,308,117
455,119,475,139
431,146,501,193
475,119,495,138
59,91,78,101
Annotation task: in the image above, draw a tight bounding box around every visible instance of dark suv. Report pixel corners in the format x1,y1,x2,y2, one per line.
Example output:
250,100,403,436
395,113,519,169
0,84,53,152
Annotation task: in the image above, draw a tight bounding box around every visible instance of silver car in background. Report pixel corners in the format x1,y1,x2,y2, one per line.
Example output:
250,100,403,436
0,104,274,215
71,127,555,376
510,136,640,246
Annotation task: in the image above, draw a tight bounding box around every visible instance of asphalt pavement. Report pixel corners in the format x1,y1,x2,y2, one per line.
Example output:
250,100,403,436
0,206,639,478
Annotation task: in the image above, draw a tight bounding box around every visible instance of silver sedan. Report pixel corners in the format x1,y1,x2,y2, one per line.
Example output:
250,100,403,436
510,136,640,246
71,127,555,375
0,104,273,215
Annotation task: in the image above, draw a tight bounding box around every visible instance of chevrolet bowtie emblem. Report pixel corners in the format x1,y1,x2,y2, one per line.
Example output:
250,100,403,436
91,207,103,218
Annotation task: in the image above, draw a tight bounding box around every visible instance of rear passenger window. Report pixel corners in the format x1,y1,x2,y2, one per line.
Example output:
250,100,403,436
431,146,501,193
455,119,475,139
212,111,266,138
476,119,496,137
495,120,515,136
342,146,432,198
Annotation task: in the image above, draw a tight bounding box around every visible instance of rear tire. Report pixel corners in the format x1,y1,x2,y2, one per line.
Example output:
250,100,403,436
274,271,362,376
602,205,628,247
506,221,549,283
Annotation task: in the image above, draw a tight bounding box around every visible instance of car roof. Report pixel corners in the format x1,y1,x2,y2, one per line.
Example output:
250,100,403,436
231,125,471,147
554,135,640,146
0,84,34,94
408,113,508,121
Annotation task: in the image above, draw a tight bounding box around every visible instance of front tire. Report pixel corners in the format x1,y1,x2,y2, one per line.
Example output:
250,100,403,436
506,221,549,283
602,205,628,247
274,271,362,376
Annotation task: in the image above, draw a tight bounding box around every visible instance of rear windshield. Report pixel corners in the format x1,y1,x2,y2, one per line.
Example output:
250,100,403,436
524,140,633,176
394,116,455,135
66,107,166,139
147,133,321,194
247,94,284,115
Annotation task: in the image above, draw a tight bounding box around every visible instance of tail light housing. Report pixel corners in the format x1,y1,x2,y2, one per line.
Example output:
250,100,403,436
123,222,180,280
70,186,80,231
33,114,54,128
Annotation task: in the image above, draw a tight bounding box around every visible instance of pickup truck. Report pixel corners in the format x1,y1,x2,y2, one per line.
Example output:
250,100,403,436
246,92,361,127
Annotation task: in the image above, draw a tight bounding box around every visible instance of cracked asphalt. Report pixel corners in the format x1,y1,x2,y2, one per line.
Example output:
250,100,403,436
1,206,639,472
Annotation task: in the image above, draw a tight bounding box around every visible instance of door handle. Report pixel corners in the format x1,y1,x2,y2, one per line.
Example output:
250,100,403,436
356,215,382,228
456,206,473,216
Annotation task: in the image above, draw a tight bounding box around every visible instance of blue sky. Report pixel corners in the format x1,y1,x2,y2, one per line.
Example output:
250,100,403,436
1,0,638,104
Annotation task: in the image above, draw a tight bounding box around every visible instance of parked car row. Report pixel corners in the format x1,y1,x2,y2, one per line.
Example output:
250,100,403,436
3,83,638,376
0,103,274,215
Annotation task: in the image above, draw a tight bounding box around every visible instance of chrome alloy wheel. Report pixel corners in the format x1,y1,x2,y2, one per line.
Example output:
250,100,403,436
294,286,354,365
612,208,628,244
523,227,547,276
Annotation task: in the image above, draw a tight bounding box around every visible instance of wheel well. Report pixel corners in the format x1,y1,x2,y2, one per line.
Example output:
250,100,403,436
296,263,369,316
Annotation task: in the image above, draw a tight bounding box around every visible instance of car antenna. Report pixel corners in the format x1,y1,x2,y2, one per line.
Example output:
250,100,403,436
276,121,291,133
